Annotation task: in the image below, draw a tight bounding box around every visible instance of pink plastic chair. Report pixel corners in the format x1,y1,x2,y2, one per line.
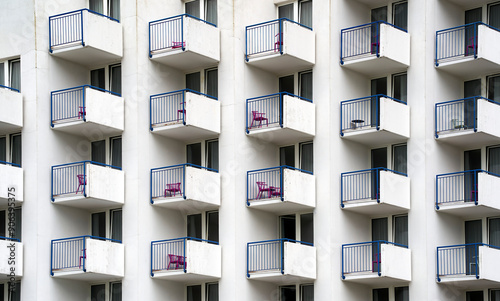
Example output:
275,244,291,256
250,111,268,129
177,102,186,121
372,252,381,272
172,41,185,49
274,33,283,52
78,106,86,119
79,249,86,268
76,174,86,194
167,254,186,270
269,186,281,198
164,182,182,197
256,181,271,199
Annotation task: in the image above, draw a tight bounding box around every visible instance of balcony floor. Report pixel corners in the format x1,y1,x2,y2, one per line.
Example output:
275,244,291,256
52,270,122,282
342,200,409,216
342,128,408,147
51,45,122,67
343,273,410,287
151,123,219,142
248,127,314,145
248,271,314,284
52,120,123,138
438,276,500,290
152,196,219,213
248,198,314,214
53,195,123,210
247,53,315,76
436,57,500,80
436,130,500,149
151,50,219,71
342,56,408,78
152,269,220,283
437,203,500,219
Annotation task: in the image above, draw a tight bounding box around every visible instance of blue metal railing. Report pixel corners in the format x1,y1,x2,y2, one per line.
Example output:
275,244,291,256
0,236,20,242
245,92,312,133
341,167,408,208
51,160,122,201
50,235,121,275
0,160,21,168
246,238,313,277
245,18,312,61
342,240,408,279
437,243,500,281
150,163,218,204
0,84,20,93
149,14,216,56
435,169,500,209
340,94,406,136
150,237,218,276
340,21,407,64
246,165,313,206
50,85,121,126
149,89,218,130
434,96,500,138
49,9,119,52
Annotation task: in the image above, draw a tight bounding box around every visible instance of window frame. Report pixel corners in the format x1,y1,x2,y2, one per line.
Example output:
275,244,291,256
0,58,20,91
90,64,122,94
90,208,122,241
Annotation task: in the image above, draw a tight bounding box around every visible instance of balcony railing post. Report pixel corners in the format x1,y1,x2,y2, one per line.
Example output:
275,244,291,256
83,162,87,197
279,93,284,128
375,22,380,57
181,15,185,51
474,97,477,132
82,86,86,122
474,171,478,205
80,10,85,47
50,239,54,276
182,164,187,199
280,166,284,201
150,241,154,276
436,247,441,282
280,238,285,274
182,90,186,125
474,25,478,59
82,236,87,272
435,175,439,210
183,237,187,273
376,95,380,130
377,241,381,276
279,19,283,55
475,243,479,279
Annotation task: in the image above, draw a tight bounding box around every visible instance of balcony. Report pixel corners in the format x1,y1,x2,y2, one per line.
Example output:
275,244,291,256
247,239,316,284
436,170,500,218
246,92,315,145
340,21,410,77
151,164,220,212
49,9,122,67
0,237,22,278
150,89,220,141
245,18,315,75
51,85,124,138
436,23,500,78
445,0,492,7
51,161,124,210
342,241,411,285
151,237,221,282
0,86,22,135
149,14,220,71
247,166,315,214
341,168,410,216
435,96,500,148
51,236,123,281
437,243,500,289
0,162,23,206
340,95,410,146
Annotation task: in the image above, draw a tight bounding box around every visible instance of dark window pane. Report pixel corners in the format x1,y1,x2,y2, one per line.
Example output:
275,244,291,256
280,145,295,167
395,287,409,301
186,0,200,18
299,71,313,100
371,6,387,22
300,213,313,244
91,68,105,90
187,214,202,239
109,0,120,20
90,0,103,13
10,134,21,167
491,290,500,301
394,215,408,246
9,60,20,92
465,79,481,98
301,284,314,301
279,4,293,20
110,65,121,95
300,142,313,173
0,137,6,162
393,73,407,103
488,75,500,102
372,218,388,241
279,75,294,95
91,284,105,301
206,283,218,301
111,209,122,242
280,285,296,301
490,3,500,29
206,140,219,171
206,69,218,98
187,143,202,166
465,8,482,24
299,0,312,28
489,218,500,247
187,285,202,301
111,282,122,301
12,208,21,241
8,281,20,301
0,211,5,237
393,144,407,174
393,1,408,31
207,211,219,243
0,63,4,85
488,146,500,174
373,288,389,301
280,215,296,240
466,291,483,301
186,72,201,92
111,137,122,168
91,140,106,164
92,212,106,238
205,0,217,26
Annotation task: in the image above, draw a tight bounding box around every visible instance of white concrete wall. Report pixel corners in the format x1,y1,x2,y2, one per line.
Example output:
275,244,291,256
283,242,316,279
380,97,410,138
185,166,220,207
0,165,23,204
85,87,124,132
283,94,315,136
186,240,221,278
478,98,500,137
87,163,124,204
284,20,315,65
185,91,220,134
479,172,500,208
380,23,410,67
84,10,123,59
379,170,410,210
478,24,500,65
283,168,315,208
479,245,500,282
0,240,23,277
381,243,411,281
0,88,23,132
185,16,220,62
85,238,124,277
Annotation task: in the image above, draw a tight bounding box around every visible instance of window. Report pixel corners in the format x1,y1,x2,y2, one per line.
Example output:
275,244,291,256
489,218,500,246
91,284,106,301
187,214,202,239
91,68,106,90
110,209,122,242
187,143,202,166
278,4,294,20
186,0,201,18
466,291,484,301
490,2,500,29
205,140,218,171
393,1,408,31
392,73,407,103
300,141,313,173
300,213,314,244
299,71,313,100
8,281,21,301
280,145,295,167
0,58,20,91
185,0,218,25
206,282,218,301
276,0,312,27
299,0,312,28
280,215,296,240
110,282,122,301
91,209,122,241
488,74,500,102
187,285,202,301
279,142,313,172
186,68,218,98
90,64,121,94
487,146,500,174
0,133,22,167
300,284,313,301
110,136,122,168
90,0,120,20
395,286,409,301
205,69,218,98
279,75,295,94
187,139,219,170
91,137,122,168
280,213,313,243
110,64,121,95
0,208,21,241
280,285,296,301
92,212,106,238
393,215,408,246
373,288,389,301
491,289,500,301
92,140,106,164
393,144,407,174
206,211,218,243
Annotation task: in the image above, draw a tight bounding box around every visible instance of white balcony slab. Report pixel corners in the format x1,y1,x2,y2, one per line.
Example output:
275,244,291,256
53,163,124,210
341,97,410,147
246,20,315,75
436,25,500,79
52,87,124,138
248,242,316,284
151,92,220,141
343,244,411,286
150,16,220,71
438,246,500,289
437,172,500,218
247,95,315,145
0,88,22,135
341,23,410,77
50,10,122,67
52,238,124,282
444,0,493,7
0,240,22,278
0,164,23,206
248,169,315,214
342,170,410,216
436,98,500,148
152,166,220,213
152,240,221,283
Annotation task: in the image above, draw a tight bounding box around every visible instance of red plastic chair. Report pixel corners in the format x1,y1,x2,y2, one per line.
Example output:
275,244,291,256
177,102,186,121
466,36,476,55
371,37,379,54
167,254,186,270
172,41,185,49
164,182,182,197
76,174,86,194
269,186,281,198
79,249,86,268
274,33,283,52
470,184,478,203
372,253,381,272
250,111,268,129
78,106,86,119
256,181,271,199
